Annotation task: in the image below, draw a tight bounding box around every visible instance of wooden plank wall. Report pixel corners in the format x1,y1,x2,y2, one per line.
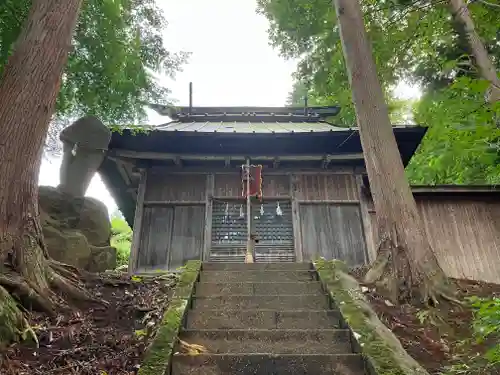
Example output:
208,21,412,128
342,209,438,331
133,169,208,272
136,205,205,271
137,206,173,271
367,197,500,284
299,204,367,266
145,170,206,201
293,173,368,265
134,168,370,270
169,205,206,269
294,174,359,201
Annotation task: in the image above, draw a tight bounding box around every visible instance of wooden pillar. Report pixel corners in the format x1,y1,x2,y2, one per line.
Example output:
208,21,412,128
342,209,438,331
128,168,147,274
245,159,254,263
356,174,375,263
290,173,303,262
203,173,214,261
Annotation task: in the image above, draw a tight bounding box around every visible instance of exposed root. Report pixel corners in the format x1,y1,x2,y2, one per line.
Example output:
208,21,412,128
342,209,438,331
1,245,110,347
49,259,94,280
49,260,84,283
49,271,109,306
0,273,55,315
364,235,458,307
364,249,389,284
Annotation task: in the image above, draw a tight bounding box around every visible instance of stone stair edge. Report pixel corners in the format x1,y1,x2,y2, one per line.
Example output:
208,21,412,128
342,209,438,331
172,353,361,358
186,308,338,312
179,328,349,333
192,294,329,297
195,281,321,284
199,270,317,272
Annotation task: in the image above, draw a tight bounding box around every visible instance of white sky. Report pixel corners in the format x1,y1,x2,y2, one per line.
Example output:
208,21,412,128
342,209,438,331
38,0,420,217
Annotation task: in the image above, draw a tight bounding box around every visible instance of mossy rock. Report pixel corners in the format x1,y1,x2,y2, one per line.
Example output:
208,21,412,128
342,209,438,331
39,186,110,246
314,259,429,375
39,186,116,271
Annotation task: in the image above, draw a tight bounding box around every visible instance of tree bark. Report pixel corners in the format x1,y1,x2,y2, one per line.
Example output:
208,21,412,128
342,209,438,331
449,0,500,103
0,0,86,343
332,0,457,304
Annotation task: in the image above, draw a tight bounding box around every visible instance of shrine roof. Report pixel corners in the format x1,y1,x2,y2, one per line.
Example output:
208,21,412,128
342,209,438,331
152,120,344,133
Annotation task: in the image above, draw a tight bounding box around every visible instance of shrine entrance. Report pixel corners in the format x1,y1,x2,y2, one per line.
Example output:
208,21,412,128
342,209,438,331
209,199,295,262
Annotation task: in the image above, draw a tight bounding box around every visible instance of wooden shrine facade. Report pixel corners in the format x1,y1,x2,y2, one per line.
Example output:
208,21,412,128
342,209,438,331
98,106,500,284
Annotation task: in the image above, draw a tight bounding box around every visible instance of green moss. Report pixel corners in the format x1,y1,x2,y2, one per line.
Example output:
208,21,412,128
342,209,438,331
138,299,188,375
0,286,22,347
314,259,428,375
138,260,201,375
173,260,201,299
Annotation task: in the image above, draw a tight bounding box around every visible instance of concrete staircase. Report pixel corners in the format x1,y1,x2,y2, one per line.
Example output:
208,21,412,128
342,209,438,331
171,262,369,375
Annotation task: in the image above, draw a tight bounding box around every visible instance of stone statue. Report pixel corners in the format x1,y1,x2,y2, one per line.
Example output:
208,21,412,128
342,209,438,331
58,116,111,197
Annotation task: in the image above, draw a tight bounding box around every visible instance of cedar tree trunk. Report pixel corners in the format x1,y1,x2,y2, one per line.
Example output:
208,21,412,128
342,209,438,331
0,0,92,345
332,0,457,304
449,0,500,103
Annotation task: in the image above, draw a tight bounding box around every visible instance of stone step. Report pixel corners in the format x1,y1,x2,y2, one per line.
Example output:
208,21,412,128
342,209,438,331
202,262,312,271
192,295,330,310
177,329,352,354
195,282,324,296
199,270,317,283
171,354,366,375
186,309,342,330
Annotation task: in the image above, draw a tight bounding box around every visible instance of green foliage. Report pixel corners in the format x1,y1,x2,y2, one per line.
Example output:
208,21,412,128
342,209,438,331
110,214,132,267
258,0,500,184
0,0,188,126
407,77,500,184
442,297,500,375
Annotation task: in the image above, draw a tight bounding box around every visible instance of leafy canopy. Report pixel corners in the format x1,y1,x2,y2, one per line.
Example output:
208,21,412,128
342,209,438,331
0,0,188,126
257,0,500,184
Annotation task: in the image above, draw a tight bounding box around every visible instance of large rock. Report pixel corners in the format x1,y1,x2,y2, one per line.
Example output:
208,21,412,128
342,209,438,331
39,186,117,272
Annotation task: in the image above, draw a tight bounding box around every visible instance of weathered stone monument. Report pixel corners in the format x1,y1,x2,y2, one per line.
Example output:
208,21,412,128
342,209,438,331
59,115,112,197
40,116,117,272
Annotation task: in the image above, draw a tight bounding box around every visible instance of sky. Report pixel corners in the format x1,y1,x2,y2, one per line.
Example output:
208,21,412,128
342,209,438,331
38,0,420,217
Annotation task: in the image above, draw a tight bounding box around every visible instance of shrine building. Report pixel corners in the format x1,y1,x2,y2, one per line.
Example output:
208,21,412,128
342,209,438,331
97,105,500,284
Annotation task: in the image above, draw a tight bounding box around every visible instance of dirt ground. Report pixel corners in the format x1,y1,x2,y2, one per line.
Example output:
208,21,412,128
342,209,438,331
352,267,500,374
0,272,177,375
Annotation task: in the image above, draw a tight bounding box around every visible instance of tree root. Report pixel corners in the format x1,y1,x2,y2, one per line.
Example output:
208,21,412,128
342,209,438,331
0,255,109,347
49,271,109,306
0,273,55,315
364,235,459,307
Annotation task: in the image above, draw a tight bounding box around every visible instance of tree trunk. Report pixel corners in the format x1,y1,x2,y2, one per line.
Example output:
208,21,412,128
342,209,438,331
332,0,457,305
0,0,87,344
449,0,500,103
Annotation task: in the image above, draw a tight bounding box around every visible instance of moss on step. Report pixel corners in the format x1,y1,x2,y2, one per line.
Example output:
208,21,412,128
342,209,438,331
314,259,429,375
138,260,201,375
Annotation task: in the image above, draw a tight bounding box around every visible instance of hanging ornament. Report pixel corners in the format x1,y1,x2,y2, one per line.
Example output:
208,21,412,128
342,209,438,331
224,202,229,223
260,204,264,216
276,202,282,216
239,204,244,218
